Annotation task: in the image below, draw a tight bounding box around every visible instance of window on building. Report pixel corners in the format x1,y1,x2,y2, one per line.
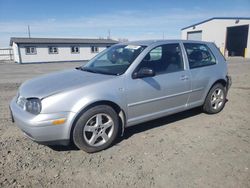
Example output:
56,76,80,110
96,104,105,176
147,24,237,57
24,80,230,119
91,46,99,53
137,43,184,75
71,46,79,53
48,46,58,54
25,47,37,55
184,43,216,69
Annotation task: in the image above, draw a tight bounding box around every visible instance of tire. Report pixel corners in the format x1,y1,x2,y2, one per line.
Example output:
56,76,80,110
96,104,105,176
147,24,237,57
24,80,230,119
73,105,119,153
203,83,226,114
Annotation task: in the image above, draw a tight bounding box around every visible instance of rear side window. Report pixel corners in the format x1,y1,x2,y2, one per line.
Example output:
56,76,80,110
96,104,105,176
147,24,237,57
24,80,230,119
184,43,216,69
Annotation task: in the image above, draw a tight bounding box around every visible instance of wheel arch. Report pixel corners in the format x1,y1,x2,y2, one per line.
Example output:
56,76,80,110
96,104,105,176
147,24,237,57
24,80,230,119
202,78,227,114
202,78,227,105
211,79,227,88
69,100,126,143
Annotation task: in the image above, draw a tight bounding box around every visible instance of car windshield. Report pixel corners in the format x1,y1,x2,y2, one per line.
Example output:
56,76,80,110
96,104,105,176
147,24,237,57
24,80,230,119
80,44,146,75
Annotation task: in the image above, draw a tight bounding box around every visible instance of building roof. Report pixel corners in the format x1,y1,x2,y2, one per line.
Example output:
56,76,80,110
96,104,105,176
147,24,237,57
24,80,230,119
10,37,118,46
181,17,250,30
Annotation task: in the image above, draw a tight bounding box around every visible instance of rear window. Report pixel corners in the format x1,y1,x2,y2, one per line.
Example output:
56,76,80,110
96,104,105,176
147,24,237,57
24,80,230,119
184,43,216,69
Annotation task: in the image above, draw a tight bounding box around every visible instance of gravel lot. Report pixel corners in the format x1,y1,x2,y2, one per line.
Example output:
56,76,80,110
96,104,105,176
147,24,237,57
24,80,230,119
0,58,249,188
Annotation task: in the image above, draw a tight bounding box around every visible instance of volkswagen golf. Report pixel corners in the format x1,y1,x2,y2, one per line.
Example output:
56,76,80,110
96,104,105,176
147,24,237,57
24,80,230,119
10,40,231,153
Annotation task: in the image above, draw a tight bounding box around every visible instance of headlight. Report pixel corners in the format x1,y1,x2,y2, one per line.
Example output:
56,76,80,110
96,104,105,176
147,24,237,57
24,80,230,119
25,98,42,115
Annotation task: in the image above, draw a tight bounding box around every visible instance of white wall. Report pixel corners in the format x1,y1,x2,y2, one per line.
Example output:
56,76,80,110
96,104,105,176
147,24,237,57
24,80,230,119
12,43,20,63
181,19,250,58
15,43,108,63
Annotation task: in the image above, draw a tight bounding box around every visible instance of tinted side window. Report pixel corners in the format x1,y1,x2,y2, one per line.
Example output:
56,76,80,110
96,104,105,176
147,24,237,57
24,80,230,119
138,43,184,75
184,43,216,69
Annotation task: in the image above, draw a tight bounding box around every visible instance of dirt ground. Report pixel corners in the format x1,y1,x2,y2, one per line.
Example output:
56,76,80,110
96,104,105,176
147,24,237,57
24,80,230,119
0,58,249,188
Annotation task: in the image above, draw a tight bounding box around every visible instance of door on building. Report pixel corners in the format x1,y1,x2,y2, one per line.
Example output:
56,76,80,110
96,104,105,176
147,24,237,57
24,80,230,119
226,25,249,57
187,31,202,41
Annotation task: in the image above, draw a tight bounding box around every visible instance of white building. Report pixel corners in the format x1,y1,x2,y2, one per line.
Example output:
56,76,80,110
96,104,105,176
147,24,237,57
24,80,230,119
181,17,250,58
10,37,118,64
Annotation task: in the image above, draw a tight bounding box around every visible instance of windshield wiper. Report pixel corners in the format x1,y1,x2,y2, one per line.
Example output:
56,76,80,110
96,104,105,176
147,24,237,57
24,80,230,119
98,72,117,76
81,67,99,73
75,66,84,71
76,66,118,76
75,67,97,73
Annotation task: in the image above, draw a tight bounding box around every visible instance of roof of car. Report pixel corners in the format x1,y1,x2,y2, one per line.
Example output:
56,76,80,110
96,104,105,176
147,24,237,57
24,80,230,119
120,40,212,46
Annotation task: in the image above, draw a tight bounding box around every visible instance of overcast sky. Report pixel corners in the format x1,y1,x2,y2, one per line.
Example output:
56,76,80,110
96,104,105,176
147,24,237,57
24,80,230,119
0,0,250,47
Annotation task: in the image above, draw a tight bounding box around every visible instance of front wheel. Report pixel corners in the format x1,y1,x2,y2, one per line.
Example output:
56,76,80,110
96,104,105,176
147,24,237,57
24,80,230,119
73,105,119,153
203,83,226,114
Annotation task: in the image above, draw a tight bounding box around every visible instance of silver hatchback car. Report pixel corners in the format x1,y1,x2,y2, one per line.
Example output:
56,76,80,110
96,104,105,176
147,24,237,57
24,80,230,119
10,40,231,153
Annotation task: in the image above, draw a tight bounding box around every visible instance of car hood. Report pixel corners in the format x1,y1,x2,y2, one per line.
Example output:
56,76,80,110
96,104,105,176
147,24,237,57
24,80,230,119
19,69,115,99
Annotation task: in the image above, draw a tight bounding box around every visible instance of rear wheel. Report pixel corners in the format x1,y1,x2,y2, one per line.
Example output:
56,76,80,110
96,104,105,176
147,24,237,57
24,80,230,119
73,105,119,153
203,83,226,114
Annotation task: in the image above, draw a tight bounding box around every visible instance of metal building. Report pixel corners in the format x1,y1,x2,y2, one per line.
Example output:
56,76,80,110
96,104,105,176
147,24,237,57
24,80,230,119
10,37,118,64
181,17,250,58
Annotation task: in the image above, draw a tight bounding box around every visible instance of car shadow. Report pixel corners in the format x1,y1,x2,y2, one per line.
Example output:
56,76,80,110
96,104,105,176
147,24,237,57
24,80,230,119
47,107,202,152
117,107,202,142
47,142,79,151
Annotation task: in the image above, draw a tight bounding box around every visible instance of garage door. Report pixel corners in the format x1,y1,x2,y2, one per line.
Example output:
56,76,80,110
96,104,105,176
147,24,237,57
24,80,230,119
187,31,202,41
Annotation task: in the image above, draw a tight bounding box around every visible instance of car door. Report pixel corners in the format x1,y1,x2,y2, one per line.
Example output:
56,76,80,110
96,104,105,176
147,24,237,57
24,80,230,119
126,43,191,126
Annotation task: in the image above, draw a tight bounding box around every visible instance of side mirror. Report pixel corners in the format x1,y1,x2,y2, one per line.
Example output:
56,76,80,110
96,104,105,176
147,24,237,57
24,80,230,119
133,67,155,79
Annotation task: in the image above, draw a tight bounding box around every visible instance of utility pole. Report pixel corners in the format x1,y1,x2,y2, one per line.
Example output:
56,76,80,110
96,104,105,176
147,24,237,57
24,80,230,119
108,29,111,39
28,25,31,38
162,32,165,39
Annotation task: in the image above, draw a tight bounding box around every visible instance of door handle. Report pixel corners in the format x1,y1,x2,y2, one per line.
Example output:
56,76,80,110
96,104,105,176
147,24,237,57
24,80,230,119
180,75,189,80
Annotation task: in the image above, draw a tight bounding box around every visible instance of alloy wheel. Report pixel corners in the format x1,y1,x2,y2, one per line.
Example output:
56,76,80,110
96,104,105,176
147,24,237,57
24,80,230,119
210,88,224,110
83,113,114,147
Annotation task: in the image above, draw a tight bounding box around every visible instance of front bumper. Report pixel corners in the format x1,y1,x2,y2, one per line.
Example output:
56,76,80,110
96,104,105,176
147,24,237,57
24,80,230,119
10,98,76,145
